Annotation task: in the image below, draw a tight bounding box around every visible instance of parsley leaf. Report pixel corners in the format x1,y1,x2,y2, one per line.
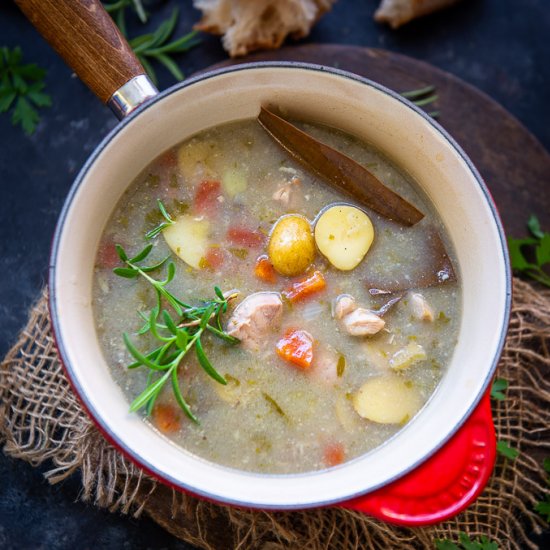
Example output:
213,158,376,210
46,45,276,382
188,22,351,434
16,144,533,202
0,47,51,135
435,532,499,549
490,378,508,401
496,440,519,460
508,215,550,287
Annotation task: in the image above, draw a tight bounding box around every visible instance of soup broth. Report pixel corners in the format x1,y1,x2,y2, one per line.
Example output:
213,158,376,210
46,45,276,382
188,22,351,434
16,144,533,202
93,119,460,474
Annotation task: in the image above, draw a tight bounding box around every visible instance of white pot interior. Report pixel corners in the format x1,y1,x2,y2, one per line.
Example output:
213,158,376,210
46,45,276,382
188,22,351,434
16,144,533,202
51,65,510,508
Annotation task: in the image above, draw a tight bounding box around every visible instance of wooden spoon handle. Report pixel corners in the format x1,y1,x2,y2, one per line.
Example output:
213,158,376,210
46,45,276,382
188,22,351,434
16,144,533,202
15,0,146,104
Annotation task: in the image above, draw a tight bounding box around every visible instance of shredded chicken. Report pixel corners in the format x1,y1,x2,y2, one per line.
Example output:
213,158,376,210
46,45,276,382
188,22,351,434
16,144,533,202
226,292,283,351
409,292,434,322
332,294,357,320
272,176,302,206
193,0,336,57
341,308,385,337
375,0,461,29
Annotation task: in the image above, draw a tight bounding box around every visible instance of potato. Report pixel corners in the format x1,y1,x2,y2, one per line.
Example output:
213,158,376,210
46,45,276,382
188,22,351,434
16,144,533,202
389,342,427,371
177,139,220,181
163,215,209,269
222,168,247,198
314,205,374,270
353,374,422,424
268,215,315,276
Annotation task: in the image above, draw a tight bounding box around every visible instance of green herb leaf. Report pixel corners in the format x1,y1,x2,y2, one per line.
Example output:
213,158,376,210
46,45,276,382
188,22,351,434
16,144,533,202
195,338,226,385
400,85,438,118
490,378,508,401
496,440,519,460
171,367,198,423
113,267,139,278
435,532,498,550
0,47,51,135
129,368,172,412
129,244,153,263
508,216,550,287
123,332,169,371
528,214,544,239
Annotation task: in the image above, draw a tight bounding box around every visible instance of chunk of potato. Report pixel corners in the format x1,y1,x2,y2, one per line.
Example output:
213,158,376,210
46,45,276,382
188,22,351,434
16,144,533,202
353,374,422,424
389,342,427,371
222,168,247,198
177,139,220,181
163,215,209,269
314,205,374,270
268,215,315,276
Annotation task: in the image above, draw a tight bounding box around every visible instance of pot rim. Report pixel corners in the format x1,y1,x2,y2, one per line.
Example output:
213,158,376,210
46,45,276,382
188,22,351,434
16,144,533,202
49,61,512,509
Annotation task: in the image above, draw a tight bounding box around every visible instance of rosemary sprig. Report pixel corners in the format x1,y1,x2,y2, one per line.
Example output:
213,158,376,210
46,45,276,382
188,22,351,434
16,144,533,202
128,8,201,85
145,199,175,239
103,0,148,36
113,243,239,422
401,85,439,118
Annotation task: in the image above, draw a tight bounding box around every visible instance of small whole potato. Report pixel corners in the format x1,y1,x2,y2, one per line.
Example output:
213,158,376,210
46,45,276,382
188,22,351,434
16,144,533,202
315,204,374,270
268,215,315,276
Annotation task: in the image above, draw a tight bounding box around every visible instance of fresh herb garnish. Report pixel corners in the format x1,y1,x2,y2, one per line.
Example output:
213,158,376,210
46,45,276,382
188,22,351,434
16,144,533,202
129,9,200,85
103,0,148,36
145,199,175,239
535,457,550,522
113,243,239,422
490,378,508,401
496,440,519,460
401,85,439,118
0,47,51,135
435,532,498,550
508,215,550,287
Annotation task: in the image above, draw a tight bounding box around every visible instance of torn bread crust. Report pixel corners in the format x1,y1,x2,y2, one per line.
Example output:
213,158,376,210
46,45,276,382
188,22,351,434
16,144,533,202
193,0,336,57
375,0,461,29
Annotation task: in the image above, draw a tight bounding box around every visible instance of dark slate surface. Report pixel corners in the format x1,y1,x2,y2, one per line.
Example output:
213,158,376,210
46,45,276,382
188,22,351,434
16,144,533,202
0,1,548,548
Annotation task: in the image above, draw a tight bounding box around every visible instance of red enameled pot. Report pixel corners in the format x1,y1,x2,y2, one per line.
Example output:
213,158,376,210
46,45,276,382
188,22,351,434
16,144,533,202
16,0,511,525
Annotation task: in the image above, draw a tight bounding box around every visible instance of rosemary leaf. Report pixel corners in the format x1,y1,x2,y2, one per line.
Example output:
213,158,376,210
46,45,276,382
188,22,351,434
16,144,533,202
130,368,172,412
195,338,226,385
171,368,198,423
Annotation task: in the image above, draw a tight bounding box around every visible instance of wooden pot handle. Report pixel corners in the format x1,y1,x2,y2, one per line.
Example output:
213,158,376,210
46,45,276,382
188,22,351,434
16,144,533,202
15,0,147,105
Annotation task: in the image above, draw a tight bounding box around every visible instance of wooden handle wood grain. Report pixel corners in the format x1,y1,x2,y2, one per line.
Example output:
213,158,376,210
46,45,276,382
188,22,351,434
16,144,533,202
15,0,145,104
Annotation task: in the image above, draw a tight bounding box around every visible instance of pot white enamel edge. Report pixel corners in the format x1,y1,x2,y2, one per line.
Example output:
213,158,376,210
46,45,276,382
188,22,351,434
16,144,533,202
50,63,511,509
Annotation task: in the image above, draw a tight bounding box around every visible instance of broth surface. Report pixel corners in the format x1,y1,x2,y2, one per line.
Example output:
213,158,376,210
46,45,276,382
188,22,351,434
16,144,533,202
93,119,460,474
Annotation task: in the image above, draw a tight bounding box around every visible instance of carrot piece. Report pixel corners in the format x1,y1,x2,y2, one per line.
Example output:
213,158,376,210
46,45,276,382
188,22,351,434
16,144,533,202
152,403,181,434
283,270,327,302
276,329,314,369
194,180,221,214
227,226,265,248
200,247,224,270
254,255,277,283
323,442,345,467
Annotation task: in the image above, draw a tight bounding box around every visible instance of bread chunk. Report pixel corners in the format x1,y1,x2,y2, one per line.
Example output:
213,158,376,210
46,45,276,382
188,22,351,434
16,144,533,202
375,0,461,29
193,0,336,57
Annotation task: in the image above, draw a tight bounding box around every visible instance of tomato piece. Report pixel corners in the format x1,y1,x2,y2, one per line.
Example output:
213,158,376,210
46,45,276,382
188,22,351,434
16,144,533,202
283,270,327,303
96,239,120,269
323,442,345,467
227,226,264,248
194,180,221,214
276,329,314,369
201,247,224,270
254,255,277,283
152,403,181,434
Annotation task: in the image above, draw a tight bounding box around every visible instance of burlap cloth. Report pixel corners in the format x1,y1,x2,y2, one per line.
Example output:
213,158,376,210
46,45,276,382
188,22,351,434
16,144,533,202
1,278,549,549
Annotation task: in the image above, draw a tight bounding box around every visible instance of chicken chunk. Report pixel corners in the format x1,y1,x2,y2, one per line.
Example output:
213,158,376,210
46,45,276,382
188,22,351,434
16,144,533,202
272,176,301,207
409,292,434,322
332,294,357,320
226,292,283,351
341,308,385,336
